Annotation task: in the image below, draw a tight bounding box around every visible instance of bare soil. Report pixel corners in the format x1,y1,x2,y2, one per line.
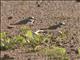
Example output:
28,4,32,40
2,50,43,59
1,1,80,60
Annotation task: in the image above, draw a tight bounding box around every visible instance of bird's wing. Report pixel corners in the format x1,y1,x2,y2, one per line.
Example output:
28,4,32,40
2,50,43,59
40,24,61,30
10,19,31,25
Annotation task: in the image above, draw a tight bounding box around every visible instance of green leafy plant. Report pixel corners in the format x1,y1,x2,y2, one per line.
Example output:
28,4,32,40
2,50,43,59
20,27,45,50
0,32,13,50
0,26,52,50
13,35,27,46
0,26,71,60
0,26,69,53
39,46,69,60
0,32,7,38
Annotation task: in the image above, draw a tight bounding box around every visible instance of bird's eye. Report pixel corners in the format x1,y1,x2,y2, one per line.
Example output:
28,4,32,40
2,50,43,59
59,22,65,25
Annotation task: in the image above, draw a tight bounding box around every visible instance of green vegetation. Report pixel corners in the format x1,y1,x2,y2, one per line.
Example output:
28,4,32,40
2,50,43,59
0,26,68,51
0,26,70,60
0,26,52,50
0,32,13,50
39,46,69,60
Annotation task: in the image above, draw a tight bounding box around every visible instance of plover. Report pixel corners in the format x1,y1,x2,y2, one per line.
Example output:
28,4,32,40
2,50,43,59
40,22,66,30
10,16,35,25
7,16,35,29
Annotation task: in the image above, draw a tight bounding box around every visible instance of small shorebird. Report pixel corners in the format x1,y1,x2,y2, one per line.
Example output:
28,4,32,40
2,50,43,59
40,22,65,30
10,17,35,25
7,16,35,29
34,22,65,35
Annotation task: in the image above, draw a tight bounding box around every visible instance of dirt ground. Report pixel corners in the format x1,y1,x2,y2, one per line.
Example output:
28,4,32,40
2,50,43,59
1,0,80,60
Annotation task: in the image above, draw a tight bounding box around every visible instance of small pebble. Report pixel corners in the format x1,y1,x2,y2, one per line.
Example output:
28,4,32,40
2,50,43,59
37,4,40,7
4,54,10,58
7,26,13,29
36,1,41,7
28,58,31,60
76,0,80,2
8,16,13,20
